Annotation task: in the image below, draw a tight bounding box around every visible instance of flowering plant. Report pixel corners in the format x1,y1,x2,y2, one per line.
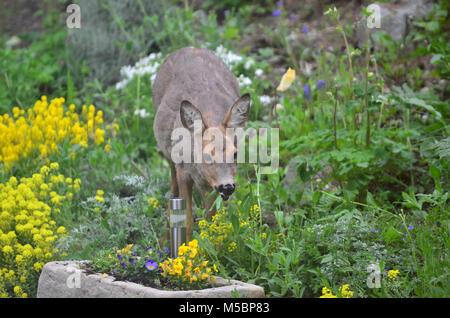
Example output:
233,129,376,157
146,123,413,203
0,163,78,297
160,240,219,290
91,243,168,286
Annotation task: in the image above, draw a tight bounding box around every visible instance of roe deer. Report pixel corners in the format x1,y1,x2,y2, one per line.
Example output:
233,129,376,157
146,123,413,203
152,47,251,242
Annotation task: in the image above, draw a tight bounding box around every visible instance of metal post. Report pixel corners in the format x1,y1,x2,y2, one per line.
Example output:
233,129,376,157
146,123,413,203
169,198,186,258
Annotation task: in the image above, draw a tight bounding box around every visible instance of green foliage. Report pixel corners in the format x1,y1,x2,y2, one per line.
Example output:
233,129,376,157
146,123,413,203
0,30,67,113
1,0,448,298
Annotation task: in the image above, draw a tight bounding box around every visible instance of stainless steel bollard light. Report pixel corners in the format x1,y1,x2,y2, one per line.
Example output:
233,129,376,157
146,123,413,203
169,198,186,258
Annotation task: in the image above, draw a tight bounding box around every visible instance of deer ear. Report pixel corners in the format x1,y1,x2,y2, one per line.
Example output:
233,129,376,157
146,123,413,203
180,100,207,132
223,93,251,128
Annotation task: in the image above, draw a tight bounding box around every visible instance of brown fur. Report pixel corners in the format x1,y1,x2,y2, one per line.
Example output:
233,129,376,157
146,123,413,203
152,47,250,241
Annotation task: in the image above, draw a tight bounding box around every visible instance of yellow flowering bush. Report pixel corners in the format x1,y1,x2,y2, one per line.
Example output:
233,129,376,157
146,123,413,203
0,96,110,169
160,240,219,289
199,204,261,253
0,163,79,297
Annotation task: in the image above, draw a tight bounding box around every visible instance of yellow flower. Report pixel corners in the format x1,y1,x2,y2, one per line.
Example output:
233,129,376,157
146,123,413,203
188,239,198,250
189,248,198,258
13,286,23,296
388,269,400,281
2,245,13,254
56,226,66,234
178,244,189,256
148,197,159,209
122,244,133,253
276,67,296,91
320,286,337,298
338,284,354,298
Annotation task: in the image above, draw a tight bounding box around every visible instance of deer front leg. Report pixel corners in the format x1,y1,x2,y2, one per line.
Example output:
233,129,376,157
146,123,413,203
177,168,194,242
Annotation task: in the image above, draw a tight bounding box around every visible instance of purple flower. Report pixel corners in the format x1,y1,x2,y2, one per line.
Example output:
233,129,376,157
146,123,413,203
121,262,126,268
303,83,311,98
276,1,283,6
145,259,158,271
145,246,152,253
408,225,414,230
301,26,309,34
288,14,296,20
164,247,170,254
317,80,326,89
370,228,380,233
129,257,135,265
117,254,123,261
272,9,281,17
224,9,230,16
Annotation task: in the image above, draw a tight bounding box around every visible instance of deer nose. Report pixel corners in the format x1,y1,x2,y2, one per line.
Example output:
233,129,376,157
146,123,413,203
216,183,235,196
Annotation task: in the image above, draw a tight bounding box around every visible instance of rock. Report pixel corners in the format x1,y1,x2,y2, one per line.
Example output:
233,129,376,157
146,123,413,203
356,0,433,47
37,260,265,298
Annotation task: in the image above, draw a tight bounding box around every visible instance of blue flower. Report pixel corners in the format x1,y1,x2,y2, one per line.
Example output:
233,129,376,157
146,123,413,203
303,83,311,98
224,9,230,16
145,259,158,271
276,1,283,5
317,80,326,89
129,257,135,265
145,246,152,253
272,9,281,17
121,262,126,268
408,225,414,230
288,14,296,20
117,254,123,261
301,26,308,34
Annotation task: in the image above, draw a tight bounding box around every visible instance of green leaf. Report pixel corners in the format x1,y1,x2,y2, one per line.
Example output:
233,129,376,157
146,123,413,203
403,97,442,120
382,226,402,244
320,254,333,264
430,165,441,180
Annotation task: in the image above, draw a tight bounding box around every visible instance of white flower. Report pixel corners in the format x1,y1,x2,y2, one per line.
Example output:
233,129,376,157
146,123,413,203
214,45,244,69
259,95,271,105
244,59,255,70
134,108,150,118
114,52,162,90
238,74,252,87
254,68,264,76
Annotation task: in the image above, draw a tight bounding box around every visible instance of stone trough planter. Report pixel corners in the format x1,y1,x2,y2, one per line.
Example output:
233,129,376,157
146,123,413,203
37,261,265,298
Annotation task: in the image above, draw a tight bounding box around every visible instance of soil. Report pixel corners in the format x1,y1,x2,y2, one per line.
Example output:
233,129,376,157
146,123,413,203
0,0,45,36
81,263,214,291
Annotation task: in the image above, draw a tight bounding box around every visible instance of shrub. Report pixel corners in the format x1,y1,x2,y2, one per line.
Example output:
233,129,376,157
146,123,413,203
0,164,79,297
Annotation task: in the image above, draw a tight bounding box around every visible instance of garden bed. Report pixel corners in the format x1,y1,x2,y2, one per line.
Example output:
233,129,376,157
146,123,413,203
37,261,265,298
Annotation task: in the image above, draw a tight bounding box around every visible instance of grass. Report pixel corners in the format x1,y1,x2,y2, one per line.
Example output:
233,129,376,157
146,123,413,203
0,0,448,298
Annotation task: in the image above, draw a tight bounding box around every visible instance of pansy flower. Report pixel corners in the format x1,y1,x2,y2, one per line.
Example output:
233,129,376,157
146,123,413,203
145,259,158,271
